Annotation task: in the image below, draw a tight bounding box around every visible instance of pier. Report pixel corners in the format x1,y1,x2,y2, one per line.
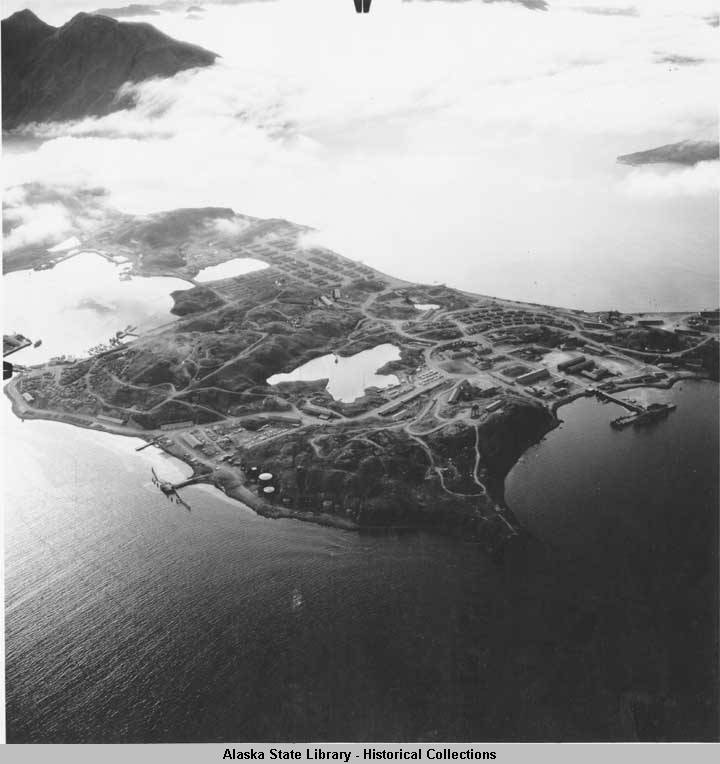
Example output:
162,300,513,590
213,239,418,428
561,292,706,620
151,468,209,511
595,390,644,413
135,437,160,452
172,475,209,491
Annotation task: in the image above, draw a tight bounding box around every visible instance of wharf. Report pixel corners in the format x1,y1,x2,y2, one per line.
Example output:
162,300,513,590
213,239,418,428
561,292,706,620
595,390,644,413
611,402,676,429
135,437,161,452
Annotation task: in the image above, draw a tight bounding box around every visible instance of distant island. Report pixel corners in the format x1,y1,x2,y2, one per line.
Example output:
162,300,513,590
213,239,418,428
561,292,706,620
1,9,217,129
4,205,718,557
618,139,719,166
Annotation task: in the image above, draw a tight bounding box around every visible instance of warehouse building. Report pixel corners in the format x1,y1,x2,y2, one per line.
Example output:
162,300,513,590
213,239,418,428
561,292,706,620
97,414,126,426
516,368,550,385
160,420,194,431
557,355,586,372
568,359,595,374
181,433,203,449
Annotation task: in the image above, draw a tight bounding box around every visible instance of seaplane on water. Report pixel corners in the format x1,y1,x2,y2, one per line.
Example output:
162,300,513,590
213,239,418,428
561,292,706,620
151,468,191,511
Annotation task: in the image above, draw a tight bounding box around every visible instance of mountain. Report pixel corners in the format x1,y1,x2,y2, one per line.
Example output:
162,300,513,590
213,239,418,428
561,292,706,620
618,140,719,167
2,9,217,129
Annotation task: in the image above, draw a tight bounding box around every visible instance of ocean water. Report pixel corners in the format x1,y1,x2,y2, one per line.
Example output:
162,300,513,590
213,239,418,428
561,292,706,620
4,380,718,742
3,402,506,742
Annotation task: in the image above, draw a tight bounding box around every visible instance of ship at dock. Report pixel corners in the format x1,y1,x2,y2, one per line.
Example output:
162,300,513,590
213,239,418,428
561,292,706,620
611,402,676,429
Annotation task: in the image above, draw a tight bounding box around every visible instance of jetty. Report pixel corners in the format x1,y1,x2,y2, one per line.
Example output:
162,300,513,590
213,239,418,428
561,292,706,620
172,475,209,491
595,390,644,413
135,437,161,452
593,390,677,429
610,402,676,429
150,468,209,511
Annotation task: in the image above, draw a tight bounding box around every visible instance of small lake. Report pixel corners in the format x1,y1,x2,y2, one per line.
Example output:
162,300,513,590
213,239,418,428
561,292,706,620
267,343,400,402
195,258,268,283
3,252,193,365
413,303,439,312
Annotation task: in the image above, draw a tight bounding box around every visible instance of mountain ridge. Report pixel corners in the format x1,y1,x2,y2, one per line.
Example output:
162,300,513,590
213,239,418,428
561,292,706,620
2,8,217,129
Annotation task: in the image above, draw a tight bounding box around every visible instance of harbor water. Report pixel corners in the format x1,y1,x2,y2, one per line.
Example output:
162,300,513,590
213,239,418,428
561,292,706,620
505,380,719,740
4,381,718,741
3,253,192,365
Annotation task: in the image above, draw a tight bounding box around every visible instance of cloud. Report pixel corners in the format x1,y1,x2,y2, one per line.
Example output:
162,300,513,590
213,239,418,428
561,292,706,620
1,0,278,24
405,0,549,11
572,5,637,16
76,296,114,313
3,0,718,309
2,184,110,253
621,160,720,198
3,202,74,252
211,217,253,237
481,0,549,9
94,4,162,18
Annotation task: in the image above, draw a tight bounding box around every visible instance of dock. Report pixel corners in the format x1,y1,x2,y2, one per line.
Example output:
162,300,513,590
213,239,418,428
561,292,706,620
610,402,676,429
595,390,644,413
151,468,209,511
172,475,209,491
135,437,160,452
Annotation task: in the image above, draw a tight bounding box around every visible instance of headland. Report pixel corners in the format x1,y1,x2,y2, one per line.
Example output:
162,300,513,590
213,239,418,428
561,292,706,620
5,206,718,555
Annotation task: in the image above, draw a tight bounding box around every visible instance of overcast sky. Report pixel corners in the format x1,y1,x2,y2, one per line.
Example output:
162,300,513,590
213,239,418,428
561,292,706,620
3,0,718,310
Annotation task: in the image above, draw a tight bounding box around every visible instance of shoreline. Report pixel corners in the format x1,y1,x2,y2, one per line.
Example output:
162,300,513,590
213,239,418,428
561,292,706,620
5,373,715,540
3,381,365,534
548,372,703,418
2,380,525,540
500,375,717,556
5,241,716,545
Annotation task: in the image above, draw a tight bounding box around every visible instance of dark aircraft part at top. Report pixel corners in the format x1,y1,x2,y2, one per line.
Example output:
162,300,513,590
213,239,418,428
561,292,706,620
4,362,13,380
354,0,372,13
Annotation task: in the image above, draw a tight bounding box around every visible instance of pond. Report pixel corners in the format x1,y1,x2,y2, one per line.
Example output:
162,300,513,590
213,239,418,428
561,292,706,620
267,343,401,402
195,257,268,283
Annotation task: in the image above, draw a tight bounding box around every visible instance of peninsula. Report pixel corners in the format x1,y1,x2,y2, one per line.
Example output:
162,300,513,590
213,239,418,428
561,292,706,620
5,206,719,556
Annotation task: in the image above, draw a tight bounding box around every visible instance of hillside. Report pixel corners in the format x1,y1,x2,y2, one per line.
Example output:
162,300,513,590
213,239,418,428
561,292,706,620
1,9,217,129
